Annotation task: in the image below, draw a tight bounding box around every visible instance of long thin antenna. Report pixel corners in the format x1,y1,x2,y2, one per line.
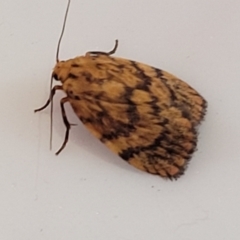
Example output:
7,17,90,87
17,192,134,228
49,76,54,150
56,0,71,62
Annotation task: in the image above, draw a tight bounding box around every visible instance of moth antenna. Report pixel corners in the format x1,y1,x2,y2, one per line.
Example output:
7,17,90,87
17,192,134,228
56,0,71,62
50,76,54,150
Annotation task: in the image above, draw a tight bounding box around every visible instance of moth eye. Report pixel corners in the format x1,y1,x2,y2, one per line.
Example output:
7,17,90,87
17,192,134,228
52,73,59,81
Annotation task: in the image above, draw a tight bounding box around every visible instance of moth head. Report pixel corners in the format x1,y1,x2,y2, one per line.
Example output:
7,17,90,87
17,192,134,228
52,60,70,83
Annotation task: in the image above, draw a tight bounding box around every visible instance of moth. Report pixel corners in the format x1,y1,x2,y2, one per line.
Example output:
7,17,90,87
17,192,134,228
35,0,207,179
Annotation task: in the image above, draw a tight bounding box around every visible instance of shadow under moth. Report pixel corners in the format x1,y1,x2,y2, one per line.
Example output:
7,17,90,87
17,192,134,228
35,0,207,179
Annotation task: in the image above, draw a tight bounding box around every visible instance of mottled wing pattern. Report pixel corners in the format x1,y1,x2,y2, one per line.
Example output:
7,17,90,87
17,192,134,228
63,54,207,179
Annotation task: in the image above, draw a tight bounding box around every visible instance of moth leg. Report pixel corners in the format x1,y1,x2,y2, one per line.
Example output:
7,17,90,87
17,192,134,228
107,39,118,55
86,39,118,56
55,97,71,155
34,85,63,112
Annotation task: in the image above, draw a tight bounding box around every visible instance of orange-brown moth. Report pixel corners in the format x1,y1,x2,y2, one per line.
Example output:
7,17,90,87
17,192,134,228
35,0,207,179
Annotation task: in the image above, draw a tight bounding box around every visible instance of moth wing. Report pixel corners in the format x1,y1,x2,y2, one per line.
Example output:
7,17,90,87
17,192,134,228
106,56,207,126
67,55,206,179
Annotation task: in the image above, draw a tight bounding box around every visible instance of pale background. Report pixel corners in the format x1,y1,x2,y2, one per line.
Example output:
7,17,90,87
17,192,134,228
1,0,240,239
